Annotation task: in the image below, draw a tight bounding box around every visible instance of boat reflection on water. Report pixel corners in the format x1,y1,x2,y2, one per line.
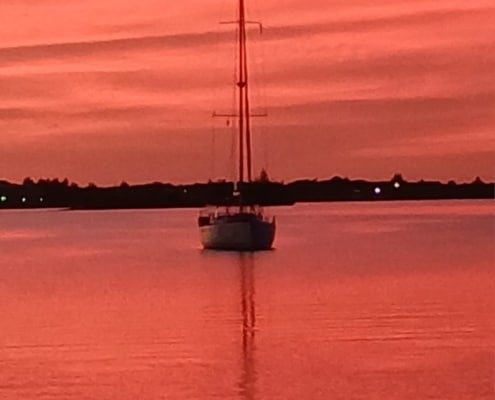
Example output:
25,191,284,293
237,253,257,400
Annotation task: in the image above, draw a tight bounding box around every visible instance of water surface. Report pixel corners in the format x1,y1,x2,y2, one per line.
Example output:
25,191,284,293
0,201,493,399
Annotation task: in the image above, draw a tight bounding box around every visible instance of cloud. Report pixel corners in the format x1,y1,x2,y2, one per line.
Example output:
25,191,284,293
0,0,493,183
0,31,225,66
1,4,492,67
266,5,494,40
267,92,495,132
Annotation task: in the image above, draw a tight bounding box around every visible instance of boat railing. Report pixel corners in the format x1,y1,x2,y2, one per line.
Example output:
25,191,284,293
199,206,275,223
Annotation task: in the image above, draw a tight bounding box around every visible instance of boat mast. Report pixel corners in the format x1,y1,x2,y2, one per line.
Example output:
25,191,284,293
242,1,252,184
237,0,253,185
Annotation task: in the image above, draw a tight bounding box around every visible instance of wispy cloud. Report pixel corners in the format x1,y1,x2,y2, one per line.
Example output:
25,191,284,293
0,0,493,183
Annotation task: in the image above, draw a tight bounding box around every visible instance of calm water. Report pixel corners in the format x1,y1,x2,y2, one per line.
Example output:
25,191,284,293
0,201,493,400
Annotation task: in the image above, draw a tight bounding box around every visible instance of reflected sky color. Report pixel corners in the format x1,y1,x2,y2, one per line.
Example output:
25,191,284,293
1,0,494,184
0,201,493,399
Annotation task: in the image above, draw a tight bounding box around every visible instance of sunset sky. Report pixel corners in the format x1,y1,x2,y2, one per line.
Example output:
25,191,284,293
1,0,494,185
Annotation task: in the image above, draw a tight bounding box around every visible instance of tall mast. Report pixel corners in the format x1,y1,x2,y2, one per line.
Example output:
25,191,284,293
242,1,252,183
237,0,245,184
237,0,253,184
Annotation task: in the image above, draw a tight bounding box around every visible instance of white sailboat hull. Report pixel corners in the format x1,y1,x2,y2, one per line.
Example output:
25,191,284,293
200,219,275,251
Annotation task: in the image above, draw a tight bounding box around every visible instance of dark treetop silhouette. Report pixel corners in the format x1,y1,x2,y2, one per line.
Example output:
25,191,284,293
0,174,493,209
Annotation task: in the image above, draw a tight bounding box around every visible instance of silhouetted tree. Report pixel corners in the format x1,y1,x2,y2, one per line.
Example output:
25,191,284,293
257,168,270,183
23,177,35,186
391,173,405,183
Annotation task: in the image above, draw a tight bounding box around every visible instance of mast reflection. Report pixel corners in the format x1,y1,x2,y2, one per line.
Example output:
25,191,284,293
238,253,257,400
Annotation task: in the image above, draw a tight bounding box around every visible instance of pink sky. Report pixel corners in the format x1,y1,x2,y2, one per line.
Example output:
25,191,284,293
1,0,494,184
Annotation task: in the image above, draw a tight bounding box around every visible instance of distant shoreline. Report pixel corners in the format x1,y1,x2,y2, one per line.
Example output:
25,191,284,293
1,175,493,210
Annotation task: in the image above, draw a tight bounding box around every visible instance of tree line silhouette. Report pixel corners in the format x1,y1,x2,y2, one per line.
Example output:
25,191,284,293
0,174,493,209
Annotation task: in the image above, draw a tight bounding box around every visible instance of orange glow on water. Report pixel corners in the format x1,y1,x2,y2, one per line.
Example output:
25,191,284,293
0,202,493,399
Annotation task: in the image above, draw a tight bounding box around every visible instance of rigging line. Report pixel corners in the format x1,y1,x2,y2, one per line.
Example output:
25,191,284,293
211,124,216,179
230,7,239,184
260,23,269,173
230,117,237,184
209,30,217,182
243,8,252,183
244,63,252,181
245,2,266,180
265,125,270,171
254,0,269,175
213,10,232,182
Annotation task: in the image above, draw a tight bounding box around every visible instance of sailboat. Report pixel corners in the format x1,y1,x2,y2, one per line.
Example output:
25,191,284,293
198,0,276,251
